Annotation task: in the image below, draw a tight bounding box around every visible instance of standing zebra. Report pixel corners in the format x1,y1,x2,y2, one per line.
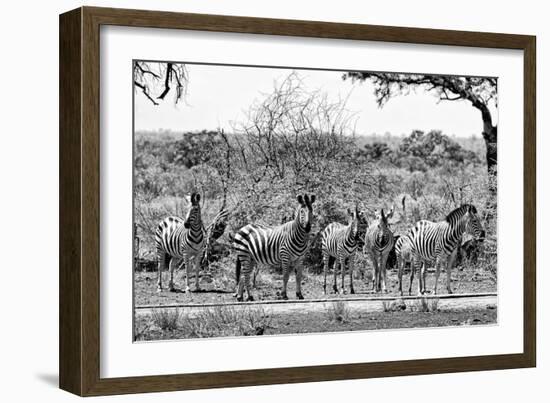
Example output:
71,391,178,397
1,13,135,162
408,204,485,295
364,206,395,293
321,205,368,294
154,193,204,292
232,194,316,301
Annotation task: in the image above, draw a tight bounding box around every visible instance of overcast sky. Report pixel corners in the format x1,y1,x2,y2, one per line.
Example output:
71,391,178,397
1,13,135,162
134,63,496,138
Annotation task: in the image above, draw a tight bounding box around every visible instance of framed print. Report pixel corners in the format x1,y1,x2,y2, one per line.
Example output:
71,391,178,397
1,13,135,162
59,6,536,396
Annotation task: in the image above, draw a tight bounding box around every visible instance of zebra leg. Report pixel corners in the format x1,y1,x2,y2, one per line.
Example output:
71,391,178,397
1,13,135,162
243,265,254,302
281,255,290,300
184,254,191,293
398,256,403,296
295,263,304,300
193,254,201,291
168,257,176,292
340,257,346,294
322,252,328,294
446,249,458,294
236,257,246,302
433,259,441,295
349,255,355,294
380,253,389,293
157,252,167,292
409,259,417,296
370,253,379,292
252,263,258,288
332,258,338,294
421,262,428,295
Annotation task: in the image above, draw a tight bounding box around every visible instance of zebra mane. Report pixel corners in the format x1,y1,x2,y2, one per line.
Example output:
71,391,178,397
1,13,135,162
445,204,476,222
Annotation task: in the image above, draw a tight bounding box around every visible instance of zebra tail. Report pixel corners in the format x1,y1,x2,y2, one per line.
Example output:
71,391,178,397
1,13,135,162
235,258,241,284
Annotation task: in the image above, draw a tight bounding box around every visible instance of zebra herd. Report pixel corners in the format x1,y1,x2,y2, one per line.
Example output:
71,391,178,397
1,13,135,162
154,192,486,301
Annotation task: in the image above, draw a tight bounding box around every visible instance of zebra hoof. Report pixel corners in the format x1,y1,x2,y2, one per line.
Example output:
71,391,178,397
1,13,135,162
246,296,255,302
350,288,355,295
156,287,163,293
236,296,244,302
281,294,288,301
296,292,304,300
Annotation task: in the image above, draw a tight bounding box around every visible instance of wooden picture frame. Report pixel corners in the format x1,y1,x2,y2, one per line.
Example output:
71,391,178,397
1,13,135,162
59,6,536,396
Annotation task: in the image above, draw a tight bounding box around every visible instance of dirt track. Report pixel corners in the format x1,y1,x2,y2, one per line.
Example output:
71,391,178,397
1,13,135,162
134,293,497,318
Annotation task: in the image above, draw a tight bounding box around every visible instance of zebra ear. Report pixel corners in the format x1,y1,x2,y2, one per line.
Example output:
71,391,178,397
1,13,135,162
297,195,304,206
380,209,386,221
387,205,395,219
194,193,201,205
310,194,316,204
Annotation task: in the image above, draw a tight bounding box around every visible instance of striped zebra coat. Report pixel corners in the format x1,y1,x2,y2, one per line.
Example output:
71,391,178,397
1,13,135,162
408,204,485,294
232,194,316,301
321,206,368,294
364,207,395,293
154,193,205,292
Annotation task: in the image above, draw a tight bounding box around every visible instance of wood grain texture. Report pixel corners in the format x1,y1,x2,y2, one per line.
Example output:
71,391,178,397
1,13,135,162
59,8,82,396
59,6,537,396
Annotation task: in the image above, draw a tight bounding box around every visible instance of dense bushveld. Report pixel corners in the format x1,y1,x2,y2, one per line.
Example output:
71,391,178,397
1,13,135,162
134,76,497,287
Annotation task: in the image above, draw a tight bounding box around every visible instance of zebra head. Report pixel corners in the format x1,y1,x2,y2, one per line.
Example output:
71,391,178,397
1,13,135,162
184,192,202,229
295,194,316,233
464,204,486,241
349,204,369,243
373,207,393,245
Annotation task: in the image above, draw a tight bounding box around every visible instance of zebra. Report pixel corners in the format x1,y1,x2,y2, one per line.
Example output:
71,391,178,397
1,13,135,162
408,204,485,295
232,194,316,301
154,192,205,292
321,205,368,294
364,206,395,293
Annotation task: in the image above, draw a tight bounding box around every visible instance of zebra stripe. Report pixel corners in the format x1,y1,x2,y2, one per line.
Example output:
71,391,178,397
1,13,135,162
155,192,204,292
408,204,485,294
364,206,395,293
232,194,316,301
321,207,368,294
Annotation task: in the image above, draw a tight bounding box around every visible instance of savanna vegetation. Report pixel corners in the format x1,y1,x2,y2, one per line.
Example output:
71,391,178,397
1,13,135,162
133,73,497,304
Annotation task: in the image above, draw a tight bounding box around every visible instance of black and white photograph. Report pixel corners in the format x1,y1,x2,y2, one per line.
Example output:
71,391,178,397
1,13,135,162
132,61,498,341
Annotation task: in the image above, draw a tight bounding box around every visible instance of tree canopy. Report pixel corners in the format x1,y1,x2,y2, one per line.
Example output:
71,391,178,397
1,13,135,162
343,72,498,176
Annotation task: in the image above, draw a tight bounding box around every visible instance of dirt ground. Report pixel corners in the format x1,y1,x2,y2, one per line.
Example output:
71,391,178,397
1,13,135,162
135,305,497,341
134,262,496,307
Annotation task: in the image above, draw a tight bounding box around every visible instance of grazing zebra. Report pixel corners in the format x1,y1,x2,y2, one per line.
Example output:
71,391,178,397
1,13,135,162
321,205,368,294
232,194,316,301
364,206,395,293
154,193,204,292
408,204,485,295
395,234,415,296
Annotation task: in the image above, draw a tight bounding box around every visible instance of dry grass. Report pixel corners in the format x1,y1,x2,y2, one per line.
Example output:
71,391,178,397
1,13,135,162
151,308,183,331
179,306,272,338
382,300,407,312
409,297,440,313
326,301,351,323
